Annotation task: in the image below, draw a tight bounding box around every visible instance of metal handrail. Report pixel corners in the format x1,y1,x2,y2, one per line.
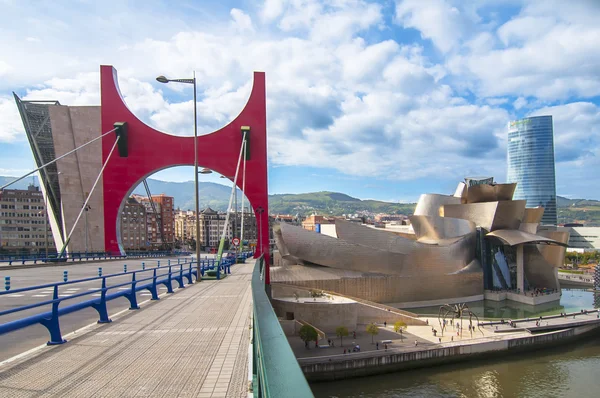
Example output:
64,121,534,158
0,250,174,265
0,253,253,345
251,256,314,398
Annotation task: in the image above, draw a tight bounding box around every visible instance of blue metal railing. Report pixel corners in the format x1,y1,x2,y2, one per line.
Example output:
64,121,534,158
0,251,174,266
252,256,314,397
0,252,254,345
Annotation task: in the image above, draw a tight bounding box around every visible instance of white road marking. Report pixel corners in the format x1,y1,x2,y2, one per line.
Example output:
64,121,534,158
58,294,72,297
92,293,102,297
4,294,24,297
140,293,152,296
32,294,49,297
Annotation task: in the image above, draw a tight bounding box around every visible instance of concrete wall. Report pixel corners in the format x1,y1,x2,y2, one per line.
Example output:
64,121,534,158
49,105,104,253
277,272,483,307
299,325,600,381
271,283,426,329
272,299,358,334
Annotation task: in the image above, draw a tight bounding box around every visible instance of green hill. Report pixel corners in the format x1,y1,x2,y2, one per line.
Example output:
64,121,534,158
2,176,599,223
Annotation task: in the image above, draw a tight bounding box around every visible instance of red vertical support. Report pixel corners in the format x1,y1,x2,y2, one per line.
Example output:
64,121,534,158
100,65,270,283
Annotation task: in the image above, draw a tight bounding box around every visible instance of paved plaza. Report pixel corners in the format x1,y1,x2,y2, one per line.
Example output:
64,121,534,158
0,261,253,398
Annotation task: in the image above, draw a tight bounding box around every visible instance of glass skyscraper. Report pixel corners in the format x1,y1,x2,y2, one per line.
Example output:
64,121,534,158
507,115,557,225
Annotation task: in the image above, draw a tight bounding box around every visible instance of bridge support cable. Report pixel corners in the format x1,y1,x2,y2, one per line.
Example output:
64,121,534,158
58,136,121,258
141,179,168,250
215,132,247,275
0,127,118,191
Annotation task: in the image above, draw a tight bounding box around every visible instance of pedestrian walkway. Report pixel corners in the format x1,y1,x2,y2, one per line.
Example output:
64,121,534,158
0,262,254,398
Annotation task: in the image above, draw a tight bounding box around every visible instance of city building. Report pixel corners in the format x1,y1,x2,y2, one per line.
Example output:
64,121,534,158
0,185,55,255
132,194,174,248
273,178,569,308
174,209,196,248
174,207,258,252
301,215,335,232
374,214,408,223
563,226,600,252
119,198,147,251
507,116,557,225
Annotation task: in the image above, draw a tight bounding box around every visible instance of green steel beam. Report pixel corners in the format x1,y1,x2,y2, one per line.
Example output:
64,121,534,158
252,257,314,398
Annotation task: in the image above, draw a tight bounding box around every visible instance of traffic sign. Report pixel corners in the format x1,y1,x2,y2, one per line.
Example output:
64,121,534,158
232,237,240,246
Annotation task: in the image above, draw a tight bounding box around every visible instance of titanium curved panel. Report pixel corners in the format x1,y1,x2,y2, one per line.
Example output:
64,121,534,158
279,222,410,275
334,219,477,275
485,229,566,247
454,182,467,203
523,246,559,290
410,215,475,240
414,194,462,217
442,200,526,231
465,183,516,203
523,231,568,291
537,230,570,269
523,207,545,223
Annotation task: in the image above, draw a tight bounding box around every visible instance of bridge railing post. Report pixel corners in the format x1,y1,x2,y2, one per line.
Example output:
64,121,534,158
93,277,112,323
40,285,66,345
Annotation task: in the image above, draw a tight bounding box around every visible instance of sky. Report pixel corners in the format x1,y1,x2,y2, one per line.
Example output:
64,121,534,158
1,0,599,203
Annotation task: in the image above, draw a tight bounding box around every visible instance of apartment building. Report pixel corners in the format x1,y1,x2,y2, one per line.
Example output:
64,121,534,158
0,185,55,254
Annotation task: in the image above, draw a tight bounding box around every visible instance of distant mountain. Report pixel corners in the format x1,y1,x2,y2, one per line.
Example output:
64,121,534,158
3,176,599,222
556,195,600,208
268,191,415,215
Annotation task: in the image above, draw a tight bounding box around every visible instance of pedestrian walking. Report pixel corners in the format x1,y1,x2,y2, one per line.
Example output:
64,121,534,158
376,342,379,350
415,340,418,346
384,321,387,328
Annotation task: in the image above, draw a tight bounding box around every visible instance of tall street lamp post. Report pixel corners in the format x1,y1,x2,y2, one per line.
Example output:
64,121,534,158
156,73,200,281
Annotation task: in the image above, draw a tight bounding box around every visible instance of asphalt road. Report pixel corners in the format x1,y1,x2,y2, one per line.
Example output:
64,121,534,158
0,255,215,361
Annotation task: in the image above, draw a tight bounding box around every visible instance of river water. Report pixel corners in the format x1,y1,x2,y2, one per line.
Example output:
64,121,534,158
311,288,600,398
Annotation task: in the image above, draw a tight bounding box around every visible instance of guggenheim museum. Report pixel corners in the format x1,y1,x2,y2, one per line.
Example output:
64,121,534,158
272,178,569,308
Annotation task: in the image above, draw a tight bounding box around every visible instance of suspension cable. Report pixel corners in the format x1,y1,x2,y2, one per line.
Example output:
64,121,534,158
58,135,121,258
216,132,247,264
0,127,118,191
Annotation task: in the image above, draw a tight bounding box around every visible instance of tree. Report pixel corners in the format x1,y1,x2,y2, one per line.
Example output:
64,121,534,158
366,323,379,344
394,321,407,341
336,326,349,346
299,325,318,349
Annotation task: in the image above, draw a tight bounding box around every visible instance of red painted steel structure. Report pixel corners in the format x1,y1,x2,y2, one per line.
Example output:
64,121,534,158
100,66,270,283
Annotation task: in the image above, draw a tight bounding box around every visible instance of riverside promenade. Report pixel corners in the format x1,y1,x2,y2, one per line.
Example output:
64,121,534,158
0,261,253,397
296,310,600,381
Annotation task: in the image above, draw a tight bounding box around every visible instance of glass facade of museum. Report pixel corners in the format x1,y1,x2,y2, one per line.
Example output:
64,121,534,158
507,115,557,225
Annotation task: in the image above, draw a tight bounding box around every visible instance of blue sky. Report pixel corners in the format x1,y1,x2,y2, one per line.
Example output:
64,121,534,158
1,0,599,202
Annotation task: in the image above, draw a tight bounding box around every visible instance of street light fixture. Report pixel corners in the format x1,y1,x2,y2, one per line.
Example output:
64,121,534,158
156,72,200,281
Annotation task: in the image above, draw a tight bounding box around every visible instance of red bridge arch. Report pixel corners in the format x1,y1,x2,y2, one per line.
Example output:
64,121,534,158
100,66,270,281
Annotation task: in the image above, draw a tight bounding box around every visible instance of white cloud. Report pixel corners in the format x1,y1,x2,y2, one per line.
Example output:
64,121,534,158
395,0,472,53
230,8,254,33
260,0,285,22
1,0,600,199
0,96,24,142
513,97,527,110
529,102,600,163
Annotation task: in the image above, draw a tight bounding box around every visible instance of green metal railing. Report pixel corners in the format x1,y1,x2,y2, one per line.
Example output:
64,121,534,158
252,256,314,398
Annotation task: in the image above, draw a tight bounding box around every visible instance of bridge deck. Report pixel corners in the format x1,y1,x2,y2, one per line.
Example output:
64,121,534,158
0,262,253,398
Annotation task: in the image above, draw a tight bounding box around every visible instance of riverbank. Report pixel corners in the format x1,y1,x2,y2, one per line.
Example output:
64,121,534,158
298,310,600,382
